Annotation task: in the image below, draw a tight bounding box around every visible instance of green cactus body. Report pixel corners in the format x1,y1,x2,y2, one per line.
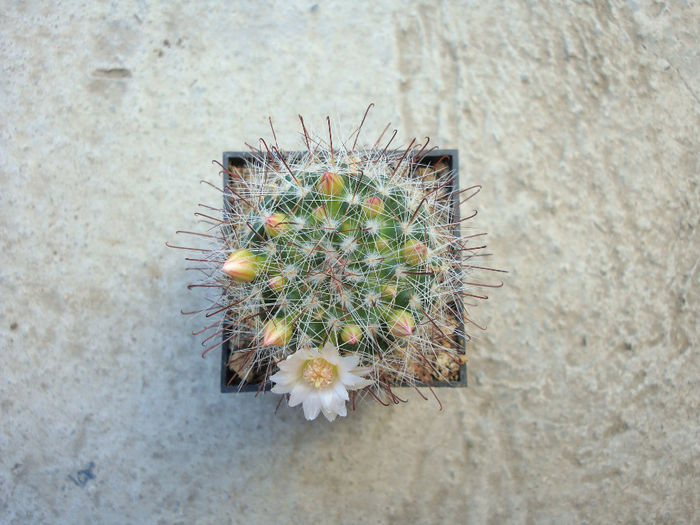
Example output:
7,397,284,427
177,117,494,397
229,157,443,357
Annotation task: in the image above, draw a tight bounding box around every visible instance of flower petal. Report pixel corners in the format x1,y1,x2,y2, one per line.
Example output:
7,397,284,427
302,394,321,420
269,371,291,384
318,388,337,411
276,359,295,372
333,398,347,418
271,382,292,395
276,349,311,378
319,342,341,365
321,406,338,422
341,371,367,387
340,354,360,370
288,383,311,407
333,381,349,401
345,376,374,391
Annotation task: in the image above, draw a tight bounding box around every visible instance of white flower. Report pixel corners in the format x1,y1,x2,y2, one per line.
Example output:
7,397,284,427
270,343,372,421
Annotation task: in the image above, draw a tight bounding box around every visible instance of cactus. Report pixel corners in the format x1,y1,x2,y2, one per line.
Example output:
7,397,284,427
175,108,502,416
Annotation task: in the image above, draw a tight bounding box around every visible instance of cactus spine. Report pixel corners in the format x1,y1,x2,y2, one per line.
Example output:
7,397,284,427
178,110,499,402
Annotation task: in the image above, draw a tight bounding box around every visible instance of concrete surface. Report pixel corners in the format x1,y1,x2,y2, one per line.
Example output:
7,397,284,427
1,1,698,523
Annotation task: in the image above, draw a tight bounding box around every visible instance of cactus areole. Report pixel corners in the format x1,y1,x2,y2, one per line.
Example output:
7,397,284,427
176,111,501,418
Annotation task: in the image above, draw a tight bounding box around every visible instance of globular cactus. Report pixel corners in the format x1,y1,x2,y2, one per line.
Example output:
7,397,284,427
175,109,502,419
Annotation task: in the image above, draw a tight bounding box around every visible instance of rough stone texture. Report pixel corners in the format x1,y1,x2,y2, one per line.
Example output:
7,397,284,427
1,1,698,523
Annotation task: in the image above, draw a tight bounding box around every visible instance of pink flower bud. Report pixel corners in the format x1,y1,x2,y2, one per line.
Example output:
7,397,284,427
222,249,259,282
363,196,384,217
263,318,293,346
402,239,428,266
268,275,287,292
317,171,344,196
340,325,363,345
387,309,415,338
264,213,288,237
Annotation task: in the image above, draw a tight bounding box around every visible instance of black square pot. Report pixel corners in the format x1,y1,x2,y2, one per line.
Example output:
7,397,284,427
220,150,466,392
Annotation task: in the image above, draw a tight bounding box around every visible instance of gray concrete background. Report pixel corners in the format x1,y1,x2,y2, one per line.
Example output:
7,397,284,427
1,1,698,523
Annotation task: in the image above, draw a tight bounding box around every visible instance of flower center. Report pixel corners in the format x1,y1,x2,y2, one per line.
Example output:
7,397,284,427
303,358,336,388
